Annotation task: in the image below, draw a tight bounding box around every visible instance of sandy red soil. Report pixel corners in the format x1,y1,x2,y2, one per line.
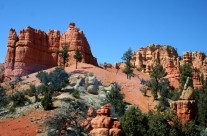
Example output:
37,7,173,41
0,113,39,136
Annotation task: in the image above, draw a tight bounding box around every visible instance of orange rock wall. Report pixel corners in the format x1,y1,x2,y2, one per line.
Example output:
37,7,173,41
132,45,206,89
171,100,197,124
4,23,98,77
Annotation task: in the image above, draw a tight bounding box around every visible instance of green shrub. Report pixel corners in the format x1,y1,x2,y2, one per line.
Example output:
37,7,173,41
0,88,9,108
25,84,36,96
72,90,80,99
41,87,53,110
9,105,16,112
36,67,69,92
36,84,47,95
9,91,30,107
15,74,22,83
169,90,181,101
25,84,40,102
48,67,69,92
36,71,50,85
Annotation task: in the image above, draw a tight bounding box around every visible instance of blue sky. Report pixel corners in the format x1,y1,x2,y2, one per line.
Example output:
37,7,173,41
0,0,207,64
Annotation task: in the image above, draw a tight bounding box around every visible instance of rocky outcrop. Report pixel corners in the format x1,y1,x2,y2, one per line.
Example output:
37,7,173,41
4,22,98,77
171,78,197,124
171,100,196,124
89,104,123,136
132,44,178,71
59,23,98,66
165,58,180,89
132,45,206,89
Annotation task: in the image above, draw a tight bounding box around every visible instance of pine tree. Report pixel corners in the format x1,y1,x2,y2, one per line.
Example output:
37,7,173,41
122,48,134,79
179,63,193,90
73,48,82,69
121,106,148,136
56,45,69,67
149,63,167,100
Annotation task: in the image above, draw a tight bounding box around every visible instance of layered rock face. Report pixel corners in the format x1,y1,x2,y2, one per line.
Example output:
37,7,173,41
4,23,98,77
89,104,123,136
59,23,97,66
132,44,178,70
132,45,206,89
171,78,197,124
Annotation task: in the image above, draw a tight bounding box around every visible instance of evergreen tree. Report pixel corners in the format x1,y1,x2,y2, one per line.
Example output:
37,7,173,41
41,86,53,110
179,63,193,90
149,63,167,100
183,121,200,136
56,45,69,67
103,82,126,116
48,67,69,92
147,111,171,136
36,71,50,85
122,48,134,79
169,117,183,136
197,91,207,127
73,48,82,69
121,106,148,136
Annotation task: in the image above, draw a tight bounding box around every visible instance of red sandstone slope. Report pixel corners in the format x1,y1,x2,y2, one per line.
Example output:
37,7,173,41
23,63,154,112
0,63,154,136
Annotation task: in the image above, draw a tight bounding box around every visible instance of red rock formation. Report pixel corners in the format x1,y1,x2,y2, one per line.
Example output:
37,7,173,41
132,45,206,89
89,104,123,136
183,52,192,64
132,44,178,72
165,58,180,89
4,23,98,77
81,107,95,132
59,22,97,66
171,100,196,124
171,80,197,124
193,69,203,89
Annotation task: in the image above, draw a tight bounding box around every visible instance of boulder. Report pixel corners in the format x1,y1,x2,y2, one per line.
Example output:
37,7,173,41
87,76,98,86
87,85,98,95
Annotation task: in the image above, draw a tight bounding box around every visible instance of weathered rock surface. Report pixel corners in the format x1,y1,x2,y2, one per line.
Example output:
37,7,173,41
4,23,98,77
89,104,123,136
171,78,197,124
171,100,196,124
85,76,99,94
132,44,206,89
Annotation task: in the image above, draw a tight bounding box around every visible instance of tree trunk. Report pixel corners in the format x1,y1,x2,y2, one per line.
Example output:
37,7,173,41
76,61,77,69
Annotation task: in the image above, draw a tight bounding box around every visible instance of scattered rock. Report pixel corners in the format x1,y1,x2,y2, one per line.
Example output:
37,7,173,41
36,129,43,133
87,85,98,95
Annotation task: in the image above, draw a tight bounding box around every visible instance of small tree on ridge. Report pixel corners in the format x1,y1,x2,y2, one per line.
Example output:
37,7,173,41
73,48,82,69
122,48,134,79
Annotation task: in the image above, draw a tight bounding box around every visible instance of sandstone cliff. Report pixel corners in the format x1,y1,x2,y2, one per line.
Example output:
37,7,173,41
132,44,206,89
4,23,98,77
